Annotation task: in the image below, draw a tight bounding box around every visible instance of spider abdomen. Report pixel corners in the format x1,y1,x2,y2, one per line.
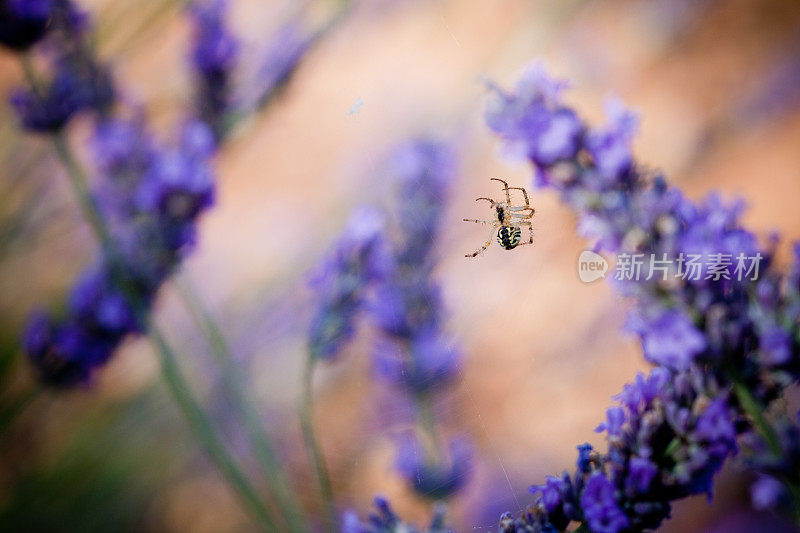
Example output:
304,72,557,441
497,226,522,250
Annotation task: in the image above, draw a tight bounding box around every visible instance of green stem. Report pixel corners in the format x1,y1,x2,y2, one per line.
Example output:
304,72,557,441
149,322,277,530
732,379,800,523
416,391,444,465
0,386,42,439
53,133,117,253
24,70,277,526
175,277,309,532
299,352,337,531
732,380,781,454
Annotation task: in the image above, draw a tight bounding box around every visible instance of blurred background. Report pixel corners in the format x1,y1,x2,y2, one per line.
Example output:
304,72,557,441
1,0,800,531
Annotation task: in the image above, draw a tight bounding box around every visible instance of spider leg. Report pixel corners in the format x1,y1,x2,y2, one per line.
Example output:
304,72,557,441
507,207,534,217
506,186,530,208
475,197,496,206
466,225,497,258
463,218,493,224
490,178,511,204
515,221,534,246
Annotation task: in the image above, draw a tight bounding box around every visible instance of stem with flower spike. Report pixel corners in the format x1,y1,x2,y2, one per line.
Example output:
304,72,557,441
21,53,277,525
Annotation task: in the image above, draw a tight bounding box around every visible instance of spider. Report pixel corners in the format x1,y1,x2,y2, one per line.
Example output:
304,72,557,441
463,178,534,258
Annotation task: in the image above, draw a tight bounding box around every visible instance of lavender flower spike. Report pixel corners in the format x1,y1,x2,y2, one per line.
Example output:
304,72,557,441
486,64,800,530
23,119,217,386
308,207,390,361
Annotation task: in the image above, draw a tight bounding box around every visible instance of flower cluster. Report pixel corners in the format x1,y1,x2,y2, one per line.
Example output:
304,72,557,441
366,140,472,500
188,0,319,141
308,207,390,361
485,65,800,531
371,141,460,393
5,2,218,386
501,367,738,532
9,0,114,132
24,117,216,386
342,496,449,533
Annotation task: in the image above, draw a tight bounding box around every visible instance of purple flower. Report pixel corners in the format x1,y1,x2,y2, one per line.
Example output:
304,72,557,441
625,456,657,494
595,406,626,436
11,50,114,133
759,325,792,365
189,0,238,139
0,0,53,50
613,367,670,412
486,63,800,532
485,64,583,167
389,139,456,265
11,63,86,132
23,312,89,386
342,496,448,533
373,328,460,393
577,443,595,474
309,208,389,361
369,139,460,393
23,116,217,386
580,473,629,533
189,0,237,75
394,433,472,500
632,310,707,370
585,98,638,180
694,397,737,456
750,475,785,511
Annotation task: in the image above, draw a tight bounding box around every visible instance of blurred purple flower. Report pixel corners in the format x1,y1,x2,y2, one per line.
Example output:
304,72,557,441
308,207,390,361
373,328,460,394
369,139,459,393
189,0,238,140
23,119,217,385
342,496,448,533
629,310,707,370
10,57,112,132
751,475,785,511
394,433,472,500
580,473,629,533
485,64,582,167
0,0,53,50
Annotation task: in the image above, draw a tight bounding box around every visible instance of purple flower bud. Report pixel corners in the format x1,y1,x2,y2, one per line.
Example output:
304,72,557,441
394,433,472,500
309,208,388,361
759,325,792,365
580,472,629,533
750,475,785,511
586,98,638,180
595,407,626,436
625,456,657,494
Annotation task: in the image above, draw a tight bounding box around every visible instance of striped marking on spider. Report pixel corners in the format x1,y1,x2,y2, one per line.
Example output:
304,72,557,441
463,177,534,258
